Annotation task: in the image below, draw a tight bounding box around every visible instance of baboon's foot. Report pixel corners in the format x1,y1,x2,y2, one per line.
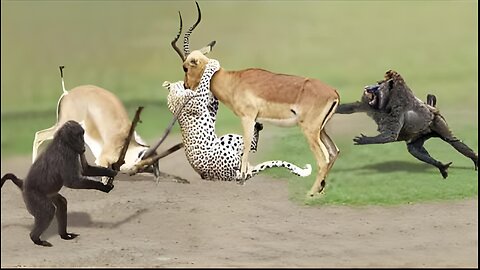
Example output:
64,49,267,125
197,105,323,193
473,155,478,171
60,233,79,240
439,162,453,179
32,238,53,247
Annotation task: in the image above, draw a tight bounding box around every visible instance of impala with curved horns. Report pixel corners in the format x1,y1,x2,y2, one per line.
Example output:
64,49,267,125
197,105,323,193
171,2,340,196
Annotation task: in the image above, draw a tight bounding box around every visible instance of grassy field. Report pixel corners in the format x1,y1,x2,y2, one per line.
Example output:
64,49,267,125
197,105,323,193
1,1,477,205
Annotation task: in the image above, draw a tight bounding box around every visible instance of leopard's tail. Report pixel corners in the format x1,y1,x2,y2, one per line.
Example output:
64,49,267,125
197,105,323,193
250,161,312,177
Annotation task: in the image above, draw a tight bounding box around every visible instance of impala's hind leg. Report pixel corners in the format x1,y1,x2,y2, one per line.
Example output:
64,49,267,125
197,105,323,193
432,115,478,170
32,126,57,163
300,125,329,196
320,130,340,175
301,99,338,196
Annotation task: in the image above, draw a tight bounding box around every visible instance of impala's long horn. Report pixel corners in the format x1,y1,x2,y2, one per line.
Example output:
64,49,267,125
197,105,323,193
171,11,185,62
183,1,202,56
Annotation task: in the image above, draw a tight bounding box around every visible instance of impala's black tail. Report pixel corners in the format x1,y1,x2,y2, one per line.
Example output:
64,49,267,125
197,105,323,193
1,173,24,190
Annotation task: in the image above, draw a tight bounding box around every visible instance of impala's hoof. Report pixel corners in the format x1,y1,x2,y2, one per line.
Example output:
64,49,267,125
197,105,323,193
308,180,326,197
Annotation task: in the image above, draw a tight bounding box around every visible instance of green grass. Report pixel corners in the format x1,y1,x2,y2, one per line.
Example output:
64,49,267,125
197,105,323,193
257,119,477,206
1,1,477,205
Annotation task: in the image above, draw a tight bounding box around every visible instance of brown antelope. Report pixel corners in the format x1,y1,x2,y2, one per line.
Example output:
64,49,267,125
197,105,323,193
32,66,158,183
170,2,340,196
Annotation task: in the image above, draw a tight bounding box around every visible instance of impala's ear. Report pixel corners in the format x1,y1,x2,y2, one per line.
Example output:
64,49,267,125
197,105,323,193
199,40,216,55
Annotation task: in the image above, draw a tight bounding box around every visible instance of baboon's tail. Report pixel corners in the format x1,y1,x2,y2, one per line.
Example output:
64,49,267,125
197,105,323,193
427,94,437,107
250,161,312,178
1,173,24,190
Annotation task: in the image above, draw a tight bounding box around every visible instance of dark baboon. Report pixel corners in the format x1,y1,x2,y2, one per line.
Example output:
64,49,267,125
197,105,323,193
336,70,478,178
1,120,117,247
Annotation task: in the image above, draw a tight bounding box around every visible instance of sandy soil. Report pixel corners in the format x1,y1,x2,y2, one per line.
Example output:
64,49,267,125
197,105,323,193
1,118,478,267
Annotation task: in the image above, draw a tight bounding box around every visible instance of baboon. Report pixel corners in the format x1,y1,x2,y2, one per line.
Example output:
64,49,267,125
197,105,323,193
336,70,478,178
1,120,116,247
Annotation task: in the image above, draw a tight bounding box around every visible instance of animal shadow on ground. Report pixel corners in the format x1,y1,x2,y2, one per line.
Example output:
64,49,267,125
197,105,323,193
5,208,148,240
340,160,472,175
117,171,190,184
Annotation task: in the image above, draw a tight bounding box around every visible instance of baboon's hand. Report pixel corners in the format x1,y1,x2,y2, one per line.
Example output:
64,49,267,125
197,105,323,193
353,134,372,145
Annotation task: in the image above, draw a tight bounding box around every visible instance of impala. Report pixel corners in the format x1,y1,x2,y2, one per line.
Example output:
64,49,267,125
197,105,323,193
170,2,340,196
32,66,158,182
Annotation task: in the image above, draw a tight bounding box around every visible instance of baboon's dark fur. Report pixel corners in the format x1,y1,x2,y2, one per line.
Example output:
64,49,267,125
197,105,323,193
336,70,478,178
1,120,117,247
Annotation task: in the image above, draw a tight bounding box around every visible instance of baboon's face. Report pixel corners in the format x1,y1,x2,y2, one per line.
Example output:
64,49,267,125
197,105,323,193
362,84,380,108
362,79,393,110
183,51,210,91
60,120,86,154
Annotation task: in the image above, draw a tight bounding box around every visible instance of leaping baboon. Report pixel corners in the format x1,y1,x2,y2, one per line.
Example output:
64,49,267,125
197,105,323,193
336,70,478,178
1,120,117,247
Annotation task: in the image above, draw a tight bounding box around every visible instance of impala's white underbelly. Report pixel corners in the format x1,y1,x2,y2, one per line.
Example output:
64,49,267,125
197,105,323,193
257,116,298,127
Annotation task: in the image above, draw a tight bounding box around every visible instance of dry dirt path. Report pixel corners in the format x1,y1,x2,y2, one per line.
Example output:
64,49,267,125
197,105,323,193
1,138,477,267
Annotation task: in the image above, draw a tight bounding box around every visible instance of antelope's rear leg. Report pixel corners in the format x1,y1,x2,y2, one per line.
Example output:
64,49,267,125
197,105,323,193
52,194,78,240
302,128,330,196
320,130,340,175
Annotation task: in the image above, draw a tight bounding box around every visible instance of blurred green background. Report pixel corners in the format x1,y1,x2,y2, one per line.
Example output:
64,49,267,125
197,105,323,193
1,0,477,205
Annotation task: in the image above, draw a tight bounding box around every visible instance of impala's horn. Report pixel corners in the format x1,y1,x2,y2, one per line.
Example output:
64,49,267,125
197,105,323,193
171,11,185,62
183,1,202,56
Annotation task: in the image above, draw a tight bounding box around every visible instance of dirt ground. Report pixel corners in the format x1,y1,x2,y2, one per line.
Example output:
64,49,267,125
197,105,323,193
1,122,478,267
